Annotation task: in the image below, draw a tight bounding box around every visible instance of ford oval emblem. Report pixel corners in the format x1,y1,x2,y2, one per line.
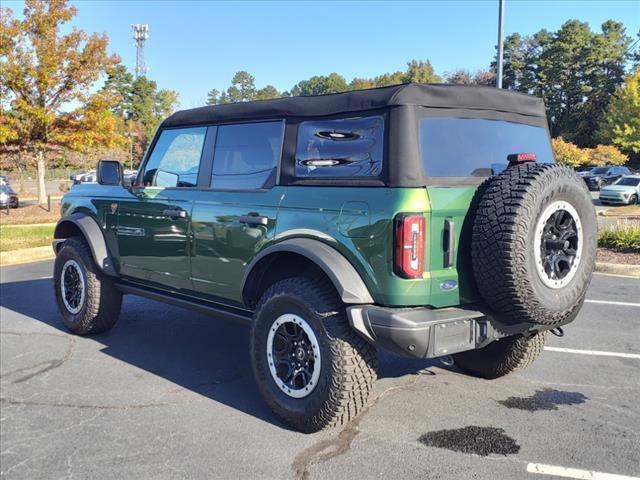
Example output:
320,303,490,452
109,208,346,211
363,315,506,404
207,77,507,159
440,280,458,291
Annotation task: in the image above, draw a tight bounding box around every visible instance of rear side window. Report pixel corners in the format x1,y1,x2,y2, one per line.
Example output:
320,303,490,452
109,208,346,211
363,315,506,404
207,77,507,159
295,116,384,178
142,127,207,187
212,121,283,190
420,118,554,177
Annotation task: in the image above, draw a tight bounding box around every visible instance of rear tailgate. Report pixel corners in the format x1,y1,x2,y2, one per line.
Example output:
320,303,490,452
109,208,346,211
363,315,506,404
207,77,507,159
425,186,481,307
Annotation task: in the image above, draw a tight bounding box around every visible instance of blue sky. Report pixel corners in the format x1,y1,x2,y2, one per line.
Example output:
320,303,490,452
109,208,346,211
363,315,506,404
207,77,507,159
5,0,640,109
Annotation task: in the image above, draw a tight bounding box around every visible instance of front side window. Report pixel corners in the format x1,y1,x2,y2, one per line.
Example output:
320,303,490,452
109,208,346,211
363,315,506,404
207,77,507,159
211,121,283,190
142,127,207,187
420,117,554,177
295,116,384,178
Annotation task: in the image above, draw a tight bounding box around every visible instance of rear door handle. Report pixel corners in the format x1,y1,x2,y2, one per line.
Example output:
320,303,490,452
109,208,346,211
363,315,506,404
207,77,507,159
162,209,188,219
239,213,268,226
443,218,455,268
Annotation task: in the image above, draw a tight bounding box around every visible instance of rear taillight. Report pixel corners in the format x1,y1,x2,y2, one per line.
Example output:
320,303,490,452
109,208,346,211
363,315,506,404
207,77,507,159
394,214,425,279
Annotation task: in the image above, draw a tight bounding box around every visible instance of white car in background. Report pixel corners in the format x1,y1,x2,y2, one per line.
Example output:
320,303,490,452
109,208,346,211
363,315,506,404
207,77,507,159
599,175,640,205
71,170,97,185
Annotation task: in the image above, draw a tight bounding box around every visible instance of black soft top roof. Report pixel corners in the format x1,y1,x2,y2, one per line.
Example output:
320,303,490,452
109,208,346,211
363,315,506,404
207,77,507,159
162,83,546,127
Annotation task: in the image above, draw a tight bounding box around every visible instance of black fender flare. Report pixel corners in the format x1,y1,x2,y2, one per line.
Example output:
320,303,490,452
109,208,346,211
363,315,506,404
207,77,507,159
241,238,374,306
53,212,117,277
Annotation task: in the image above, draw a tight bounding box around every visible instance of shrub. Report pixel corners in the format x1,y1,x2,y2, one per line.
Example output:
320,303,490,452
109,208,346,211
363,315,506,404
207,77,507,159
598,223,640,251
552,137,589,167
588,144,628,166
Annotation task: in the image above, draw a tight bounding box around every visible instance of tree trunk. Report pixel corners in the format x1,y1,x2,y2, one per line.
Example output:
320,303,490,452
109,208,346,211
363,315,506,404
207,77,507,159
37,151,47,205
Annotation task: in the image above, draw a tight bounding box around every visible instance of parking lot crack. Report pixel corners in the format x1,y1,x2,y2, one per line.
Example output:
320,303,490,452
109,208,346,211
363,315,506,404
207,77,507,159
0,397,196,410
291,372,427,480
0,333,76,384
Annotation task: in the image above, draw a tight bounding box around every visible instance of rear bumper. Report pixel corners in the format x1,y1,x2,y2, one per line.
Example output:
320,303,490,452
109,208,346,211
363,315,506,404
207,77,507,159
347,304,507,359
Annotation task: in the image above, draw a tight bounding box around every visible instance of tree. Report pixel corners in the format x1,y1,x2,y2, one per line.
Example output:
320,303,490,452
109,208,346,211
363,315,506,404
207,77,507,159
599,69,640,155
155,89,179,118
350,78,376,90
492,33,530,90
551,137,589,167
102,64,134,117
374,71,404,87
445,69,473,85
127,76,178,157
473,69,496,86
588,144,627,166
497,20,633,147
0,0,123,203
403,60,441,84
206,88,220,105
290,73,349,96
226,71,256,102
255,85,281,100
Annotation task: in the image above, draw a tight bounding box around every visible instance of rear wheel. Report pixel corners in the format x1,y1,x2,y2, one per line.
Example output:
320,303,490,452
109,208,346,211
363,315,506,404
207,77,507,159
250,276,377,432
54,237,122,335
453,332,547,379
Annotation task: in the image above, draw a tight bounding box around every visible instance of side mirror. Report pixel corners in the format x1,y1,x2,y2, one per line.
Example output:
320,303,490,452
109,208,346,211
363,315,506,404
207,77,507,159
97,160,123,186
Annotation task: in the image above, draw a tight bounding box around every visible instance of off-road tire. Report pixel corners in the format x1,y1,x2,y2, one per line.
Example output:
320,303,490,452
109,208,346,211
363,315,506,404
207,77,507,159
453,332,547,379
472,163,597,328
54,236,122,335
250,276,377,433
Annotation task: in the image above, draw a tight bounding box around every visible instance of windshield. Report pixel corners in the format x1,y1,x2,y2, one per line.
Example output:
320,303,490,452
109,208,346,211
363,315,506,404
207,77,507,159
591,167,608,175
419,117,554,177
0,184,15,194
614,177,640,187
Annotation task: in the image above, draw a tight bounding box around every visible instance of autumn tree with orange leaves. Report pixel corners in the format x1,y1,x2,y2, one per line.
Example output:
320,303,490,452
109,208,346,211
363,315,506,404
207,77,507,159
0,0,125,203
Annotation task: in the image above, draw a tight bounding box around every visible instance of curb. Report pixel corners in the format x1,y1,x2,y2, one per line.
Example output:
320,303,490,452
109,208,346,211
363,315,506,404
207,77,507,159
595,261,640,278
0,246,54,266
0,222,57,228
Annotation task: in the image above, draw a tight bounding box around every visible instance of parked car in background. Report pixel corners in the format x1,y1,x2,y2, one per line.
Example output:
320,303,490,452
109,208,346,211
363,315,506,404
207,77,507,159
584,165,633,190
0,183,19,208
71,170,97,185
576,165,596,177
123,169,138,186
599,175,640,205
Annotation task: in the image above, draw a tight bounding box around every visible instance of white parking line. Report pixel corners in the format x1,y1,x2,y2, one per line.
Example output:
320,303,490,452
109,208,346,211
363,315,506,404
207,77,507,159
585,299,640,308
544,347,640,360
526,462,640,480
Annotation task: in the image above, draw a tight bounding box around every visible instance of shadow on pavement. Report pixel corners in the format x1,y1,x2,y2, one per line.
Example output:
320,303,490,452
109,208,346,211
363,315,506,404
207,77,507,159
0,277,438,429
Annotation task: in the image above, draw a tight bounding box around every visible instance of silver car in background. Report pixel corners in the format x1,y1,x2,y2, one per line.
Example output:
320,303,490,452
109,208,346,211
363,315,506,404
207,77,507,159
599,175,640,205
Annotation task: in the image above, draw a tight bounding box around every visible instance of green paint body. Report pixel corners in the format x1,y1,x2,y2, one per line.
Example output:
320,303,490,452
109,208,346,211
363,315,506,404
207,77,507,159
60,182,480,308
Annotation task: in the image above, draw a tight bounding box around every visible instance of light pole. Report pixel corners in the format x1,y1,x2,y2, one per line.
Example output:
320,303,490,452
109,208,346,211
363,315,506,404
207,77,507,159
496,0,505,88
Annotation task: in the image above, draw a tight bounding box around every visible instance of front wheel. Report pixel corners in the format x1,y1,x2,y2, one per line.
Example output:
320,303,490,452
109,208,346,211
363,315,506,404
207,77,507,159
630,194,638,205
54,237,122,335
453,332,547,379
250,276,377,432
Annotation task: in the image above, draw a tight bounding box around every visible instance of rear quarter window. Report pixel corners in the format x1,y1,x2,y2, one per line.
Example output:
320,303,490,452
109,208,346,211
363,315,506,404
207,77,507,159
295,116,384,178
420,117,554,177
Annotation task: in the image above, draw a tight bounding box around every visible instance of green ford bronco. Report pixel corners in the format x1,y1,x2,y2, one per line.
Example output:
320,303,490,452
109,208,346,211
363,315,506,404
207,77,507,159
53,84,597,432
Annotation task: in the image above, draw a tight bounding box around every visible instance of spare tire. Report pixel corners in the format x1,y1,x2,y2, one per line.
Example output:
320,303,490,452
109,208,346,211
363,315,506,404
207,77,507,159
472,163,597,327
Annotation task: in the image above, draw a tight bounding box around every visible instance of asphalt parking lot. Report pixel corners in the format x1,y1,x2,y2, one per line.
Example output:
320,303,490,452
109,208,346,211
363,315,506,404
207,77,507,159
1,260,639,480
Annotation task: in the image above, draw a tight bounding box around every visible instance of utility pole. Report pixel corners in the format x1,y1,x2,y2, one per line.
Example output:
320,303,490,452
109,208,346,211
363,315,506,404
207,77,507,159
131,24,149,78
496,0,505,88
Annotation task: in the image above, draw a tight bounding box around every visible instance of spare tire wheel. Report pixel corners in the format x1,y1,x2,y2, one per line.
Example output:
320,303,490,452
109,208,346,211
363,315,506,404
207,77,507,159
472,163,597,327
